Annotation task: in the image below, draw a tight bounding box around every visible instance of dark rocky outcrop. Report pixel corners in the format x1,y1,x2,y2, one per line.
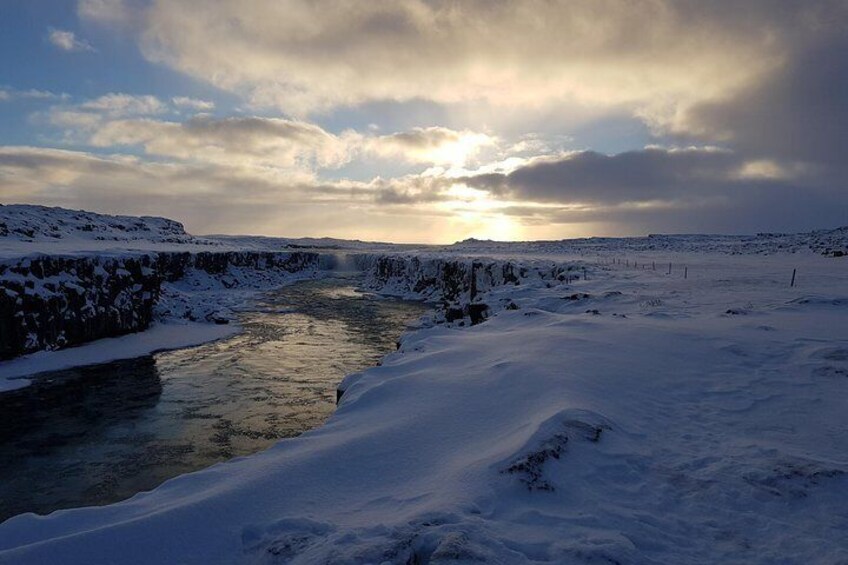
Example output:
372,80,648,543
0,254,160,360
358,254,580,326
360,255,578,302
0,251,319,360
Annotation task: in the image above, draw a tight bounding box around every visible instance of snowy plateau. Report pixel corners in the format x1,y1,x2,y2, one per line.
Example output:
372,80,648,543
1,204,848,564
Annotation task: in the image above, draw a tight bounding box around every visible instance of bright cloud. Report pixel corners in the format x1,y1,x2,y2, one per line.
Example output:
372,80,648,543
47,28,95,52
366,128,497,168
121,0,792,122
40,96,500,171
88,116,354,169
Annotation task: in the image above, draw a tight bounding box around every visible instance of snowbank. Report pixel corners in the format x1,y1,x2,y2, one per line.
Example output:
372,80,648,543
1,251,846,564
0,322,238,392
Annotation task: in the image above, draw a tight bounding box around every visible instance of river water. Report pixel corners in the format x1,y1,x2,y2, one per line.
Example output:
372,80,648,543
0,277,428,522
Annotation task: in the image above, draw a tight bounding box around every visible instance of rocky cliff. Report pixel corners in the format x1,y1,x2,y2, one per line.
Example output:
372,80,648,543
355,253,582,325
0,251,319,360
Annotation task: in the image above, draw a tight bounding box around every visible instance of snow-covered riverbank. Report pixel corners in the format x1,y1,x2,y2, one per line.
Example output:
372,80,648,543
1,245,846,564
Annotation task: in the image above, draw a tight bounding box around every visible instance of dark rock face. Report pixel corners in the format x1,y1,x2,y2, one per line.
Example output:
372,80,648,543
361,254,578,326
466,303,489,325
445,306,465,323
0,254,160,361
0,251,319,360
364,255,576,302
155,251,318,282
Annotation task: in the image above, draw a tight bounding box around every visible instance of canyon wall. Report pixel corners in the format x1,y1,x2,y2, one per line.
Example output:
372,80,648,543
355,253,582,324
0,251,319,360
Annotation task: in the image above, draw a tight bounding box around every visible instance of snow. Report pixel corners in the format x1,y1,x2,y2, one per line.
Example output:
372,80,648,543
0,204,220,259
0,204,412,260
2,205,847,562
1,244,846,563
0,322,239,391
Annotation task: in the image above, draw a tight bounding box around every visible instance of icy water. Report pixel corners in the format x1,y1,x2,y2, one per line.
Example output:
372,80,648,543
0,277,428,522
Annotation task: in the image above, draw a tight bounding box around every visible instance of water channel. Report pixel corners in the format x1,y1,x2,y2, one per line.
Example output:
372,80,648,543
0,276,429,521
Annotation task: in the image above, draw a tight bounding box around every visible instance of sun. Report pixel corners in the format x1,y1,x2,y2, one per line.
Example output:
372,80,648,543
428,132,495,168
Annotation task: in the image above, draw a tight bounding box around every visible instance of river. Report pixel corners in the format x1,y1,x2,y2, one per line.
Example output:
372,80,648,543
0,276,428,521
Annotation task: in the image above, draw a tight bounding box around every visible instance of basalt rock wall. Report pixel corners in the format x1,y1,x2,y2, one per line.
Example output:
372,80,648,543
0,251,319,360
356,254,579,303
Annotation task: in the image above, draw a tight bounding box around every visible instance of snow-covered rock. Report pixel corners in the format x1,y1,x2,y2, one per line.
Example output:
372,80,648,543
0,250,320,360
0,204,199,245
0,253,160,360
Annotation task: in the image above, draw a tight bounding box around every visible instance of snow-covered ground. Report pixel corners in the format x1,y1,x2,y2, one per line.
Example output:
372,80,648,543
0,204,411,259
1,239,846,563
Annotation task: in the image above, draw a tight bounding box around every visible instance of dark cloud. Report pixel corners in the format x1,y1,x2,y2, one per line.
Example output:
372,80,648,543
378,127,462,151
498,180,846,234
462,148,745,203
686,27,848,169
459,147,846,233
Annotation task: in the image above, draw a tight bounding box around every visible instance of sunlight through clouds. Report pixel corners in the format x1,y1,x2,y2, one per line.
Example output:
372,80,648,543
0,0,844,241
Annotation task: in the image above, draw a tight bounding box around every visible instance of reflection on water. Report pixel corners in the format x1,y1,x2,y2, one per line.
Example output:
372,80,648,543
0,277,428,521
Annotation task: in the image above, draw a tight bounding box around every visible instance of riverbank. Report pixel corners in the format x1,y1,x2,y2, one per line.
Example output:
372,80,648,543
2,251,846,563
0,321,238,392
0,278,429,521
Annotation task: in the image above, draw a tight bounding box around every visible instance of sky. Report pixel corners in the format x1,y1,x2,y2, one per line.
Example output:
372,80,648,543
0,0,846,243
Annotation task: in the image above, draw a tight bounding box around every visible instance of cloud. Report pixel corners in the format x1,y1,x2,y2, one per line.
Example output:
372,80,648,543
77,0,138,27
461,147,744,204
0,88,70,104
365,127,496,167
47,28,95,52
88,115,353,168
95,0,800,117
453,146,846,233
171,96,215,111
682,32,848,170
0,146,456,241
79,115,496,170
23,2,848,240
39,95,497,170
3,142,844,241
79,93,166,116
44,94,168,135
87,1,847,163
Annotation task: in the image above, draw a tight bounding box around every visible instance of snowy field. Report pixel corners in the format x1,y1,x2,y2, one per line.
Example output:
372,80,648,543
1,237,846,563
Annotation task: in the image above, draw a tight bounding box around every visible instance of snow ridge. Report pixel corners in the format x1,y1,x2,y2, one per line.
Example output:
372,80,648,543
0,204,200,245
445,227,848,257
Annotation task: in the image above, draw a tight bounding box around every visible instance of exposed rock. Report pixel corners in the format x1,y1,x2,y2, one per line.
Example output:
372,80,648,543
0,251,319,360
359,254,580,303
0,254,159,360
445,306,465,323
466,303,489,325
